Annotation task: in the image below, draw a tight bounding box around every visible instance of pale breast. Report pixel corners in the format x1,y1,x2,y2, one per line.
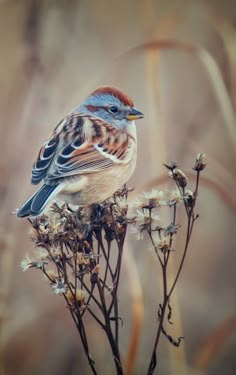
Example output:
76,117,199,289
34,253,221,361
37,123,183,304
58,153,136,206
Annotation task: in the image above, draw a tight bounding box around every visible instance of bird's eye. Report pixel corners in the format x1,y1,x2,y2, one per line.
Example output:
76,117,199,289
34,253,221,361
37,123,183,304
109,106,119,114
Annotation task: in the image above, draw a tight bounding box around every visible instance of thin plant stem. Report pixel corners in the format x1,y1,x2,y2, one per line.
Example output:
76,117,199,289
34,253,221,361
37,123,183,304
97,279,123,375
168,210,193,299
147,169,202,374
104,240,111,288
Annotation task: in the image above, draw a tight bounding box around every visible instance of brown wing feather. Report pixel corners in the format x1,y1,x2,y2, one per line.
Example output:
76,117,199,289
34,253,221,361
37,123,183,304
46,116,134,181
31,130,60,185
31,113,135,183
31,115,82,184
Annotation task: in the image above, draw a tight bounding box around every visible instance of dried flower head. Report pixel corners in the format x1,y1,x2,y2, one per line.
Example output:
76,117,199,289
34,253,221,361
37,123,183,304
193,153,206,171
169,169,188,188
151,233,174,253
164,161,179,171
66,289,86,305
76,253,88,266
92,264,100,274
184,190,195,207
112,197,129,220
157,237,174,253
163,223,180,236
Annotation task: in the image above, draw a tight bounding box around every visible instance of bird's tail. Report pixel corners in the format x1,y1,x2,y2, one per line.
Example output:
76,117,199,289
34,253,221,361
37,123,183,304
17,184,59,218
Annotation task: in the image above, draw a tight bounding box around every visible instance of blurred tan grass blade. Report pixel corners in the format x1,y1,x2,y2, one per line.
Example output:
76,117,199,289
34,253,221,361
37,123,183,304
142,6,189,370
127,39,236,155
209,11,236,87
124,242,144,375
152,13,190,374
141,4,189,371
0,233,15,375
193,315,236,370
141,0,162,173
141,4,182,173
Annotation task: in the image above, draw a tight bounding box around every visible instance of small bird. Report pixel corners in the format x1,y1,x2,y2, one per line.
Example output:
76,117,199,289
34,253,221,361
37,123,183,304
17,87,143,217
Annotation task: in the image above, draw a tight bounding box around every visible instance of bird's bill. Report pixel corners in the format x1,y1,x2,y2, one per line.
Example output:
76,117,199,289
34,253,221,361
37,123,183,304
126,107,144,120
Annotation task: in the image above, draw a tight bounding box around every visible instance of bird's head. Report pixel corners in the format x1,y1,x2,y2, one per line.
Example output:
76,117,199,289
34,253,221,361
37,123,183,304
78,87,144,129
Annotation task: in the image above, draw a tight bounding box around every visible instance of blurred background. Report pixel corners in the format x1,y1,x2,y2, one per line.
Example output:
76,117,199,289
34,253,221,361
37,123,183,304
0,0,235,374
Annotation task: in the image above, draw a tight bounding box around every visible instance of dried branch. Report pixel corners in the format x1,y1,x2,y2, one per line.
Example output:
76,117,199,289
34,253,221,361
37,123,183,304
20,154,205,374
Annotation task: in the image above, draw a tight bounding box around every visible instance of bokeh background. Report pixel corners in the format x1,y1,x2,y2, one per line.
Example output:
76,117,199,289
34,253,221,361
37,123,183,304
0,0,235,374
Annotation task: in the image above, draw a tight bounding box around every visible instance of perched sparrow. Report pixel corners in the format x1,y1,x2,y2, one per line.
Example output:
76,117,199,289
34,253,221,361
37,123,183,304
17,87,143,217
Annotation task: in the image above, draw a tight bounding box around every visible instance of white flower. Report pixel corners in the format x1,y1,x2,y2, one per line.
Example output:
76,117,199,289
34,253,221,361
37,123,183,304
113,196,129,217
134,189,164,209
36,248,49,260
52,278,67,295
166,189,184,206
20,254,48,272
135,209,160,225
20,256,32,272
143,189,164,201
131,208,160,241
116,197,128,209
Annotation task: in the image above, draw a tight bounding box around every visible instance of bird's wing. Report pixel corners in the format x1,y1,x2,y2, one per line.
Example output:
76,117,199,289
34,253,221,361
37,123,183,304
31,118,66,184
32,113,135,184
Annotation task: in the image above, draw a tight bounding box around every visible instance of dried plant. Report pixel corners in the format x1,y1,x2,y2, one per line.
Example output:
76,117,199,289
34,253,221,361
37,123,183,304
131,153,206,375
21,185,133,375
21,154,205,374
